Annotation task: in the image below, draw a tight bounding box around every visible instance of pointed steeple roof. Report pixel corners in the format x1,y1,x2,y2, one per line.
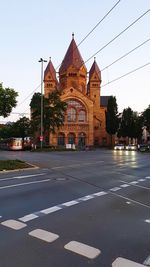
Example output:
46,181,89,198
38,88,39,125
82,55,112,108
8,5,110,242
89,58,101,81
44,58,57,81
59,35,85,73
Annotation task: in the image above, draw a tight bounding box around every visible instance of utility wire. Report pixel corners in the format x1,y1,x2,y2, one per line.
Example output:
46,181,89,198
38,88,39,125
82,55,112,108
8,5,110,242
101,61,150,87
84,9,150,64
16,0,122,107
101,37,150,71
17,83,41,107
56,0,122,70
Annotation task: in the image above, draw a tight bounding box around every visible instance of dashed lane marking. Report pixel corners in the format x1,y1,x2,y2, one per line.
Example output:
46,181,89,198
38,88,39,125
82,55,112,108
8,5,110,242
18,190,107,222
120,184,130,188
138,179,146,182
110,187,121,192
112,257,145,266
120,180,150,190
64,241,101,259
41,206,62,214
28,229,59,242
130,181,139,185
145,219,150,223
145,176,150,179
1,219,26,230
19,214,39,222
62,200,79,207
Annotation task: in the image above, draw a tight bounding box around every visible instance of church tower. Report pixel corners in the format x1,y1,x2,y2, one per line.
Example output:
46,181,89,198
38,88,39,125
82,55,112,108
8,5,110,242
88,58,102,145
44,58,58,97
59,34,87,94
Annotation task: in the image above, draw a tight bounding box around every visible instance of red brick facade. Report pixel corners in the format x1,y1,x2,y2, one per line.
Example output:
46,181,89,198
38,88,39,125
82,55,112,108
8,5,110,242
44,36,110,147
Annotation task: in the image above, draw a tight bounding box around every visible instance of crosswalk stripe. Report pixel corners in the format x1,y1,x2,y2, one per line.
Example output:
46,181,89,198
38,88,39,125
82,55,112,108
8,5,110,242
29,229,59,242
112,257,145,266
62,200,79,207
1,219,26,230
41,206,62,214
64,241,101,259
110,187,121,192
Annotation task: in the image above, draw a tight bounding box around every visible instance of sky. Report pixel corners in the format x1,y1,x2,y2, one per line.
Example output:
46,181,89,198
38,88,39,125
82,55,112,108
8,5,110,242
0,0,150,123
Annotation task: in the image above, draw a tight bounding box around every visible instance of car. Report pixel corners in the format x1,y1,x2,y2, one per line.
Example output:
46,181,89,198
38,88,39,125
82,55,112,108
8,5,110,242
114,144,125,150
138,144,150,152
125,144,137,151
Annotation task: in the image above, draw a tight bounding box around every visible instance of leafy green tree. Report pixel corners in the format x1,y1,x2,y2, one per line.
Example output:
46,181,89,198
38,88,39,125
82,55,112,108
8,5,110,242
106,96,119,146
142,105,150,132
118,107,143,143
0,83,18,117
30,90,67,144
0,124,14,139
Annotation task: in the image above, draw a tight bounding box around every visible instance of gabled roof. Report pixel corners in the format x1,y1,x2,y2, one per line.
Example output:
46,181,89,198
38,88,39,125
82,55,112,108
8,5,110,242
59,36,85,73
89,59,101,81
44,59,57,81
100,96,110,107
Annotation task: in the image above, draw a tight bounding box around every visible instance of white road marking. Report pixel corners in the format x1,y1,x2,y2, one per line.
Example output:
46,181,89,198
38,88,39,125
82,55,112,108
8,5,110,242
29,229,59,242
145,176,150,179
0,173,46,182
120,180,150,190
62,200,79,207
19,214,39,222
145,219,150,223
130,181,139,185
126,201,131,204
0,179,50,190
64,241,101,259
112,257,145,266
110,192,150,209
110,187,121,192
78,195,94,201
120,184,130,188
93,191,107,196
138,179,146,182
1,219,26,230
41,206,62,214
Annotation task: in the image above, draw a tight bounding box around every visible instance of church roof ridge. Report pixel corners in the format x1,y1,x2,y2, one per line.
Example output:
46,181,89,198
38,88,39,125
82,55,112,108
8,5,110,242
89,59,101,80
44,58,57,81
59,36,86,73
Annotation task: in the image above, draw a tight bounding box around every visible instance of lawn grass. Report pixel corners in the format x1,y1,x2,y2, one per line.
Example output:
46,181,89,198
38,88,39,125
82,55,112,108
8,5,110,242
0,159,32,171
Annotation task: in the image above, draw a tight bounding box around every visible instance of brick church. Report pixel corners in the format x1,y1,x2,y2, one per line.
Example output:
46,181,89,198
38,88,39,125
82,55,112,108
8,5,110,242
44,35,110,147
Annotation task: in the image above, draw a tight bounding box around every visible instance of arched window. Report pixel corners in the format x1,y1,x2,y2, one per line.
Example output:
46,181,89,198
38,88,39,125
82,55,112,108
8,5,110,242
78,110,86,122
67,107,76,122
58,133,65,146
66,99,87,123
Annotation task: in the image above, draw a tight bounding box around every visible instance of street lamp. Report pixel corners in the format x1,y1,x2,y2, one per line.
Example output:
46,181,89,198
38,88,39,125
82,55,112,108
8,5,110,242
38,58,47,149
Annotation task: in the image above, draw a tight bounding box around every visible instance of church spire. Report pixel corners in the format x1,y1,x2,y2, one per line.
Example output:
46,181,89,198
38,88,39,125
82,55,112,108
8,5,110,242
59,35,85,73
89,58,101,81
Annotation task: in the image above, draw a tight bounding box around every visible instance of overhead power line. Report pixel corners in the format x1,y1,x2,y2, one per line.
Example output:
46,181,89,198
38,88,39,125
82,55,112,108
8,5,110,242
101,37,150,71
77,0,121,47
101,61,150,87
56,0,122,70
84,9,150,64
17,0,122,108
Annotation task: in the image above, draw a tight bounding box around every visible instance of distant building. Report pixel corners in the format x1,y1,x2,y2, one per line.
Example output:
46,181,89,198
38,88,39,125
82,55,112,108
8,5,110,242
44,35,111,147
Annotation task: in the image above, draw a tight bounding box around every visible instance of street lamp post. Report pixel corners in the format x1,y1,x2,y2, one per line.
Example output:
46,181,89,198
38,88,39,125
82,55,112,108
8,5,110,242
38,58,47,149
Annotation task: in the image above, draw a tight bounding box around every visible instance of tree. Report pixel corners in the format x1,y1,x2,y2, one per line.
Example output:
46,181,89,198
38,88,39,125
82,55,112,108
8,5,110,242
118,107,143,143
142,105,150,132
0,83,18,117
106,96,119,146
30,90,67,144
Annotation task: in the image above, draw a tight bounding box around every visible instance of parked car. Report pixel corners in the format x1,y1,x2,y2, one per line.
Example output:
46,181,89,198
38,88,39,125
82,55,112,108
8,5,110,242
125,144,137,151
138,144,150,152
114,144,125,150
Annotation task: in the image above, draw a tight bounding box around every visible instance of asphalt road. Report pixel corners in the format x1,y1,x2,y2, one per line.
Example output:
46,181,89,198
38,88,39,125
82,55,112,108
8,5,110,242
0,149,149,267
